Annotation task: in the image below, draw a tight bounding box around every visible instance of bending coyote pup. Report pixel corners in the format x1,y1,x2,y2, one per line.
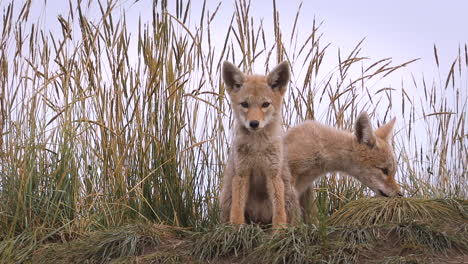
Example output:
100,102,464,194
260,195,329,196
285,112,402,211
219,61,298,228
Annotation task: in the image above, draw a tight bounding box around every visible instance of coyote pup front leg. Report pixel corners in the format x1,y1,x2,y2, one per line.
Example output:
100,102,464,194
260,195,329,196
230,172,249,224
219,157,233,223
269,172,288,227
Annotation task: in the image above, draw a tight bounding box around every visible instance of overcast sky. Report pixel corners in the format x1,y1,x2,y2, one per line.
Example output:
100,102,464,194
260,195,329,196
297,0,467,83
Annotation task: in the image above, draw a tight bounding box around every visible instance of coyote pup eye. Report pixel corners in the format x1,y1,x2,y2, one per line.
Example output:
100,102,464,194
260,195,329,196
240,102,249,108
380,168,389,176
262,102,271,108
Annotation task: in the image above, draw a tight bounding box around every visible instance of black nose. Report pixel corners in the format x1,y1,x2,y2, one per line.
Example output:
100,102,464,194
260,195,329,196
397,192,403,197
249,120,259,129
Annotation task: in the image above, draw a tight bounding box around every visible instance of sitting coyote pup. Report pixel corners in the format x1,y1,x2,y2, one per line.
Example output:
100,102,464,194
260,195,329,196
219,61,299,228
284,112,402,212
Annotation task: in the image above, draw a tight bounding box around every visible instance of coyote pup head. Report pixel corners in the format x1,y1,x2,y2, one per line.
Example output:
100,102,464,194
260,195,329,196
353,112,402,197
222,61,290,132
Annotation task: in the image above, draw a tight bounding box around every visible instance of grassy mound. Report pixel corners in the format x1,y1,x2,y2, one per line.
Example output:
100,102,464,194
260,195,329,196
30,224,188,263
329,198,468,263
3,198,464,263
190,224,264,261
329,198,467,227
246,225,324,264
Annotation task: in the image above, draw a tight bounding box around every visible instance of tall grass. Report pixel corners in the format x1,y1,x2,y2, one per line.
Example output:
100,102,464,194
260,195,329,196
0,0,466,250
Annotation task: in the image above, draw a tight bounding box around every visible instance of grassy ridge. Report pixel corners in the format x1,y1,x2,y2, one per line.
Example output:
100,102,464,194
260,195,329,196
15,198,468,263
0,0,467,262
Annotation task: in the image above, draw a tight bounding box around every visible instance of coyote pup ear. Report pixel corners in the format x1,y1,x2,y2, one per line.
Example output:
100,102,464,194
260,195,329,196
375,117,396,142
267,61,290,94
222,61,245,92
355,112,376,147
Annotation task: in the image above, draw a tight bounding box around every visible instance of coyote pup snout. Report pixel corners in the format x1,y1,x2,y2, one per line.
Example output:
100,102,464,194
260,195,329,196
219,61,299,228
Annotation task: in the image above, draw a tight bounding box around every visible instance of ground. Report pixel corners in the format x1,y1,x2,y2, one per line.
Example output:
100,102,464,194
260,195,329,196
21,198,468,263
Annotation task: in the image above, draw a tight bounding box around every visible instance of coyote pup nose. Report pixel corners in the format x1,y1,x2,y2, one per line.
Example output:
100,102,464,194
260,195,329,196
249,120,259,129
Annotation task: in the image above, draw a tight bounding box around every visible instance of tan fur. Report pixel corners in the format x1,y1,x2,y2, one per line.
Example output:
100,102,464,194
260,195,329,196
284,112,402,212
219,61,300,228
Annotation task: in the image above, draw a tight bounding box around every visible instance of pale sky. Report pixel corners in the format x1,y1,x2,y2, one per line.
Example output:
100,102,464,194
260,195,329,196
300,0,467,82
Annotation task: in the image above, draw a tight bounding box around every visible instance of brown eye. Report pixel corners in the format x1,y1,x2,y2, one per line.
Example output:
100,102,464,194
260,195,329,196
262,102,271,108
381,168,389,176
240,102,249,108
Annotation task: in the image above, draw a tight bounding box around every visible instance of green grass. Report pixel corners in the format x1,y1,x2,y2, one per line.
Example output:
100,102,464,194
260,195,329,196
0,0,467,262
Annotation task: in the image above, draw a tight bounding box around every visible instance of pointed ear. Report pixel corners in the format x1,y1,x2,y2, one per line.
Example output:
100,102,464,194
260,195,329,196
222,61,245,92
267,61,290,94
355,112,376,147
375,117,396,141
